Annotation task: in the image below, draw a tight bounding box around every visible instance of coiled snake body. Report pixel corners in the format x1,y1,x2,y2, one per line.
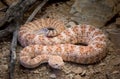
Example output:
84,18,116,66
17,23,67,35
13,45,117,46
18,18,107,69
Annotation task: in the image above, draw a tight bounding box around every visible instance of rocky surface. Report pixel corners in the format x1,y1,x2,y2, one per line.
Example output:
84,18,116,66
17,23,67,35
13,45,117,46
0,1,7,10
0,12,5,22
0,2,6,21
0,0,120,79
116,18,120,25
70,0,120,27
5,0,19,6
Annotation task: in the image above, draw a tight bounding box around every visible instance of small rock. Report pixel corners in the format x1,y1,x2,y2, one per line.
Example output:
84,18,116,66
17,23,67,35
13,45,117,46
111,58,120,66
69,74,73,79
116,18,120,25
81,70,87,77
99,63,106,66
49,74,56,79
39,66,47,71
0,65,8,71
33,70,39,74
66,21,76,27
72,67,83,74
74,75,82,79
112,70,119,74
67,74,74,79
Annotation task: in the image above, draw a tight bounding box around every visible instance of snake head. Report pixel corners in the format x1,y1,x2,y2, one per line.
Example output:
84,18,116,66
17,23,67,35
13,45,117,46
48,55,64,69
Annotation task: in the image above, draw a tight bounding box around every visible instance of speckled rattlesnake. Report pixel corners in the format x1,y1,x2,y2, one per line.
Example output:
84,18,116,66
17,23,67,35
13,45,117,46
18,18,107,69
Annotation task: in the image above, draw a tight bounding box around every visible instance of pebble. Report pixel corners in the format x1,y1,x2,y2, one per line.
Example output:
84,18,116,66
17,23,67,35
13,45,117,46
111,57,120,66
39,66,47,71
74,75,82,79
72,67,83,74
3,49,10,57
49,74,56,79
67,74,74,79
81,70,87,77
99,63,106,66
66,21,76,27
0,65,8,71
112,70,119,74
33,70,39,74
116,18,120,25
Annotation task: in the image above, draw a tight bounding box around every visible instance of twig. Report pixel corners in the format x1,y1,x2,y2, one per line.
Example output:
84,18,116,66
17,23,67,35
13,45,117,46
0,0,37,28
26,0,48,22
8,0,48,79
9,21,19,79
0,23,16,39
0,0,48,38
0,0,38,39
9,1,23,78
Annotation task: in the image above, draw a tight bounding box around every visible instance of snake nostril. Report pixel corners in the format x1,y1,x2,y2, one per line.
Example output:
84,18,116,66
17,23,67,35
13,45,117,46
55,64,58,66
47,27,55,31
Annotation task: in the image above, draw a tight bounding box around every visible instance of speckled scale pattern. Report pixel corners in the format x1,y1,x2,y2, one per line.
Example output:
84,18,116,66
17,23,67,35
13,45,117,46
18,18,107,68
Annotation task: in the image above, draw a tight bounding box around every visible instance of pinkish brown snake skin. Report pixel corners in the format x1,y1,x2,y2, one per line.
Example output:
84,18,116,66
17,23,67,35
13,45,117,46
18,18,107,69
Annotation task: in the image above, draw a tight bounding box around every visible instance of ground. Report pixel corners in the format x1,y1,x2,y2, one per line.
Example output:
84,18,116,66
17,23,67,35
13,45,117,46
0,0,120,79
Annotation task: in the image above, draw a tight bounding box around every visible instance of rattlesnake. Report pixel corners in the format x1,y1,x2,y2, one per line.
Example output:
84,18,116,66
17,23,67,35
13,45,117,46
18,18,107,69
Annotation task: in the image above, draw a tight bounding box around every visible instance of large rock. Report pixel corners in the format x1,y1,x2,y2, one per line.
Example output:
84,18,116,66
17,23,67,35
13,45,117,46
70,0,120,27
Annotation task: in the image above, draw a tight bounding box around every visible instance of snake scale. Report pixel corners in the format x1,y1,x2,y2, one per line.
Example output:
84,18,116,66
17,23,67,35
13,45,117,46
18,18,107,69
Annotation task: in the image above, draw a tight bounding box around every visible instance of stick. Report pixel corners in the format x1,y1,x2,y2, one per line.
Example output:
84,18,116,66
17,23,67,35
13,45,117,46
26,0,48,22
9,21,19,79
8,0,48,79
0,0,37,28
0,23,16,39
9,1,23,78
0,0,38,38
0,0,48,38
